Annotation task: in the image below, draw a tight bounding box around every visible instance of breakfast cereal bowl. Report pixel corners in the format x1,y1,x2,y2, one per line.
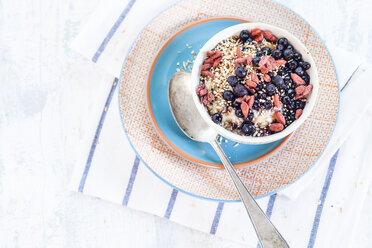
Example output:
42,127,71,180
191,22,319,144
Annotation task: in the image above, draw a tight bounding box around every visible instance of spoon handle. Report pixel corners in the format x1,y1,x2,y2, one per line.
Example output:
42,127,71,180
210,139,289,248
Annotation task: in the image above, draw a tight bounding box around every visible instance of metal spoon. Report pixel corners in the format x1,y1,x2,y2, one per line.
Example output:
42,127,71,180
168,72,289,248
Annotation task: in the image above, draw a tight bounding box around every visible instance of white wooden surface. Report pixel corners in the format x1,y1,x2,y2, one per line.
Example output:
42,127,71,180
0,0,371,247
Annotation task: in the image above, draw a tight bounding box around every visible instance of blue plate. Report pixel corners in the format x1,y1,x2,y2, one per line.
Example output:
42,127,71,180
147,19,288,168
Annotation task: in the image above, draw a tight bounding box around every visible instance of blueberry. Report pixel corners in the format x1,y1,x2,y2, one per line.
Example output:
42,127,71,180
266,83,276,96
241,124,255,135
284,75,291,80
295,100,305,109
302,61,311,70
245,37,253,44
286,44,293,51
235,109,244,118
212,113,222,124
268,72,274,78
283,48,294,60
264,100,273,110
294,66,304,76
277,44,285,51
277,68,285,76
252,100,260,110
301,73,310,83
223,90,235,101
293,52,302,61
240,30,250,41
252,57,261,67
282,95,291,104
233,84,248,97
256,50,264,57
287,100,295,110
247,111,254,121
227,75,238,87
258,92,267,99
235,67,247,78
287,89,295,98
284,78,292,86
262,47,272,55
272,75,284,86
288,60,298,70
232,101,241,108
278,37,288,47
255,83,263,91
272,49,282,59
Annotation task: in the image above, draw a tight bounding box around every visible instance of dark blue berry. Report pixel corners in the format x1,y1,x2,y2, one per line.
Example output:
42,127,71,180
288,60,298,70
233,84,248,97
241,124,255,135
258,92,267,99
272,76,284,87
262,47,272,55
256,51,264,57
278,37,288,47
286,45,293,51
245,37,253,44
284,75,291,80
227,75,238,87
293,52,302,61
301,61,311,70
266,83,276,96
252,57,261,67
255,83,263,91
223,90,234,101
277,44,285,51
282,95,291,104
301,73,310,83
277,68,285,76
295,100,305,109
283,48,294,60
294,67,304,76
284,78,292,86
240,30,250,41
287,100,295,110
235,67,247,78
212,113,222,124
247,111,254,121
272,49,282,59
268,72,274,78
235,109,244,118
264,100,273,110
287,89,295,98
232,101,241,108
252,100,260,110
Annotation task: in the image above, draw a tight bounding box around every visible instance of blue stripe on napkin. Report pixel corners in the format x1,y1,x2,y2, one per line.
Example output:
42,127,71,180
122,156,141,206
210,202,225,234
92,0,136,63
307,150,340,248
265,194,277,218
164,189,179,219
78,78,118,192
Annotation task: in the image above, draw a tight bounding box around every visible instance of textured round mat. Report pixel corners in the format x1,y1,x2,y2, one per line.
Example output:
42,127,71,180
119,0,338,201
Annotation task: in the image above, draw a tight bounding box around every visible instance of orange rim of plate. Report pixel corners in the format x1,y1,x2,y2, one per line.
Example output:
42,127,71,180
145,17,292,169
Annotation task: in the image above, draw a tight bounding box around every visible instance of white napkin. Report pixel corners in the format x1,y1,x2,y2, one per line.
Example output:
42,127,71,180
69,0,372,247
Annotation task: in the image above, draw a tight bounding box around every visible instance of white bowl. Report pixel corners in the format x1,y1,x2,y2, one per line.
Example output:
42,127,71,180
191,22,319,144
